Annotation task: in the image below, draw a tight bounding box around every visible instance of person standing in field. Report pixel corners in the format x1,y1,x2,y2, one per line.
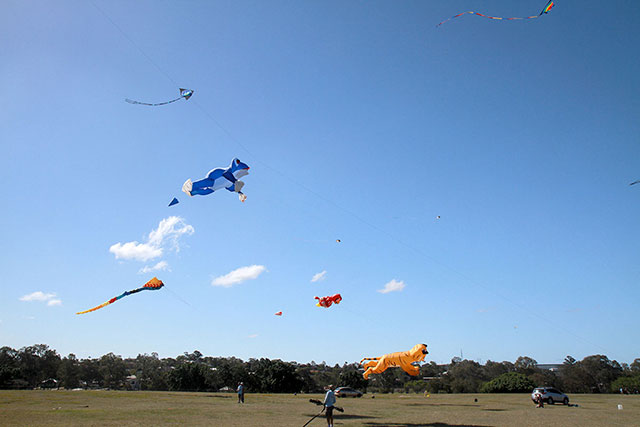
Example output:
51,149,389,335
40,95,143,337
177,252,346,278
237,382,244,403
323,384,336,427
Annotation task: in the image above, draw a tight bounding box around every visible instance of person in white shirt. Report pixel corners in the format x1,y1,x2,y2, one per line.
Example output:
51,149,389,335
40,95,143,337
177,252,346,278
323,384,336,427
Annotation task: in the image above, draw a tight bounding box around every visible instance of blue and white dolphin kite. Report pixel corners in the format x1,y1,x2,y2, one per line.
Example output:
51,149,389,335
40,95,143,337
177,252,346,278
182,158,250,202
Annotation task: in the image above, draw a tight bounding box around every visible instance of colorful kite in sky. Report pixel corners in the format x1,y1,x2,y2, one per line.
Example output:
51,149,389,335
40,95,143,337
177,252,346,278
315,293,342,308
182,158,250,202
76,277,164,314
275,311,282,316
361,343,429,379
125,88,194,106
437,1,554,27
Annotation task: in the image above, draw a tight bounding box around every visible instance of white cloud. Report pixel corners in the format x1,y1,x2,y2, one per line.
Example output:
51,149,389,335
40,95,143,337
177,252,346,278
212,265,266,287
148,216,195,249
139,260,170,274
20,291,56,302
110,241,162,262
377,279,406,294
311,270,327,282
110,216,194,262
20,291,62,306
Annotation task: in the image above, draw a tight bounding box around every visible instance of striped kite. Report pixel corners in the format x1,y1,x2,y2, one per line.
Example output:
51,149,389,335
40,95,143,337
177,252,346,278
126,88,193,106
76,277,164,314
437,1,554,27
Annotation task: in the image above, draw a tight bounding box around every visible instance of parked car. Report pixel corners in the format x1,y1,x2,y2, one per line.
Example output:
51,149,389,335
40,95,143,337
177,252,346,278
335,387,363,398
531,386,569,405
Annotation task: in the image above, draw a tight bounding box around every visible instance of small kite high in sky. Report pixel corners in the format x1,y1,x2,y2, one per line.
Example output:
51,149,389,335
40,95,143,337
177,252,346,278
76,277,164,314
437,1,554,27
125,88,193,106
361,343,429,379
630,180,640,186
275,311,282,316
182,158,250,202
315,293,342,308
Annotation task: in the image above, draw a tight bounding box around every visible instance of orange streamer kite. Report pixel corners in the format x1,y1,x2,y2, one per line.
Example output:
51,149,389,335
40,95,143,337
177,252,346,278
76,277,164,314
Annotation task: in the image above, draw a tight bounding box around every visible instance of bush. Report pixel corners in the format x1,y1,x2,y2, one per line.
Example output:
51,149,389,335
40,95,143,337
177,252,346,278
611,375,640,394
480,372,535,393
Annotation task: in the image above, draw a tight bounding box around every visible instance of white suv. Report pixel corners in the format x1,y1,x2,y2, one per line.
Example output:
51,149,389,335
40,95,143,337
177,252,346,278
531,386,569,405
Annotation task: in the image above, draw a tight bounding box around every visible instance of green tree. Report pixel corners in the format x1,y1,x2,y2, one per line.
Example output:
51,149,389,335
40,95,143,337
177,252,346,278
338,368,367,392
168,363,209,391
58,354,81,389
98,353,126,389
135,353,169,390
480,372,535,393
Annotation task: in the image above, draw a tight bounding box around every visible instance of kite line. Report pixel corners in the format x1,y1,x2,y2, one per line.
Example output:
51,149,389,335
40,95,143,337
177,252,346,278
89,0,614,358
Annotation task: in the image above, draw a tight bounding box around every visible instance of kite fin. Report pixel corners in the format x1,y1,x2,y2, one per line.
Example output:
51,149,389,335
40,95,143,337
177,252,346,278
182,179,193,196
168,197,179,207
239,193,247,202
234,181,245,193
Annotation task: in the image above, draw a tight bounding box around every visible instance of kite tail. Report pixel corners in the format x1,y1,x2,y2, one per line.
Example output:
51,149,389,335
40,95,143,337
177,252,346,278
125,97,182,106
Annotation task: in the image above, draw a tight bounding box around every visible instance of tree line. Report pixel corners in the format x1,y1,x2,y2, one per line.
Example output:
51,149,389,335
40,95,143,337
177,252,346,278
1,345,639,394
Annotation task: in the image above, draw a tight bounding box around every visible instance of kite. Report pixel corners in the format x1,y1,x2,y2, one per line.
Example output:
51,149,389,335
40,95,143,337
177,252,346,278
630,180,640,186
168,197,179,207
76,277,164,314
182,158,250,202
275,311,282,316
360,343,429,379
125,88,194,106
437,1,554,27
336,239,341,243
315,294,342,308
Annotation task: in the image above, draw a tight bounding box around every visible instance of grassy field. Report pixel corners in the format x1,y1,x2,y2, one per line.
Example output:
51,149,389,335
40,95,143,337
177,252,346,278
1,390,638,426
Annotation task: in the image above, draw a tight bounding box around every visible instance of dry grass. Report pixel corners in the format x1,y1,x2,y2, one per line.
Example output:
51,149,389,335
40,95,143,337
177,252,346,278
1,390,638,426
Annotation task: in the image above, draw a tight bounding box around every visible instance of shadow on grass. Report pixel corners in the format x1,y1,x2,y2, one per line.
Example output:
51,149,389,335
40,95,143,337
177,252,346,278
304,413,378,420
205,395,233,399
406,403,480,408
482,409,506,412
362,423,492,427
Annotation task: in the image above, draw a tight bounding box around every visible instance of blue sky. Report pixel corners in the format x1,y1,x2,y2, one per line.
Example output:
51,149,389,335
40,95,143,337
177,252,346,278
1,0,639,366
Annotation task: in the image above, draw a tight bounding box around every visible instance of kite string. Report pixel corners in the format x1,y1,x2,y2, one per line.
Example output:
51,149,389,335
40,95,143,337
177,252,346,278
89,2,614,359
164,286,193,308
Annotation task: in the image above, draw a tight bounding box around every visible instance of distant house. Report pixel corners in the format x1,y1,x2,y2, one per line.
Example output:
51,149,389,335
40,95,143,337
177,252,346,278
537,364,562,372
126,375,140,391
40,378,59,389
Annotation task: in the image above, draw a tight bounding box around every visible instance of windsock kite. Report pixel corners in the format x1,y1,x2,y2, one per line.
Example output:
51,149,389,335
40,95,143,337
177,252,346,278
76,277,164,314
